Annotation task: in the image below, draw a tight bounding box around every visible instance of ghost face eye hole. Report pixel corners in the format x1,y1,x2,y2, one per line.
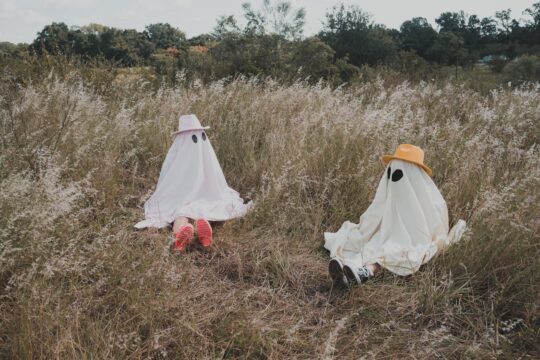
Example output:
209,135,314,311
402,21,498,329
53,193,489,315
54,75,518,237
391,169,403,182
192,134,198,143
202,132,207,141
387,166,391,180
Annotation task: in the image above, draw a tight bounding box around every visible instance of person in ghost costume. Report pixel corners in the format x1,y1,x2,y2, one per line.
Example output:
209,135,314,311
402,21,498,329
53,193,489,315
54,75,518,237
325,144,466,285
135,114,252,251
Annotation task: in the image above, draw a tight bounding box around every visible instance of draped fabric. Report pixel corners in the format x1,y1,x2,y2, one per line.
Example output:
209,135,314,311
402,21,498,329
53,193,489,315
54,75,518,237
324,160,466,276
135,130,251,229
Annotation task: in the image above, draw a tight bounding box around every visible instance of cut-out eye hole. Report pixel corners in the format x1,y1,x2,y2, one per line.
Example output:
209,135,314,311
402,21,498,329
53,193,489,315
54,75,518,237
391,169,403,182
387,167,391,180
192,134,198,143
202,132,207,141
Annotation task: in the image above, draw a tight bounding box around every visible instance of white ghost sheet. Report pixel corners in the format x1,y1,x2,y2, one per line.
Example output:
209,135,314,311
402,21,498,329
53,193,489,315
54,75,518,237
135,130,251,229
324,159,466,276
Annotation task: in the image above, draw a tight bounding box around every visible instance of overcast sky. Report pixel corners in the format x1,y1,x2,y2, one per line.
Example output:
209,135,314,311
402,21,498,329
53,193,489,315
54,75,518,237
0,0,536,44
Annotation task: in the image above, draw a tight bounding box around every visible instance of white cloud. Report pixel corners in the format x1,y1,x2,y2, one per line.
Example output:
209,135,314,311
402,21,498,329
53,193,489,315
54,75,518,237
0,0,17,14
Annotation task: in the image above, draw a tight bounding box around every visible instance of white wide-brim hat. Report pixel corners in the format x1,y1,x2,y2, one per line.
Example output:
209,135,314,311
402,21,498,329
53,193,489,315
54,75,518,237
171,114,210,136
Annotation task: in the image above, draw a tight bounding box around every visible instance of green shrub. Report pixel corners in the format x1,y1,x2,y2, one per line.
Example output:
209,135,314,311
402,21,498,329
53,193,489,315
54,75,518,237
503,55,540,84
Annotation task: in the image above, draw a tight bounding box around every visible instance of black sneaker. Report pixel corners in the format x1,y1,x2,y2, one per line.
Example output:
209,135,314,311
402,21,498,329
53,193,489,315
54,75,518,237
343,265,371,285
328,259,348,286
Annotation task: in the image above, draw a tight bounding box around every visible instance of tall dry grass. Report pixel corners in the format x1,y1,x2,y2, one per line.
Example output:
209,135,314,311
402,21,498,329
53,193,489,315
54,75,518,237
0,71,539,358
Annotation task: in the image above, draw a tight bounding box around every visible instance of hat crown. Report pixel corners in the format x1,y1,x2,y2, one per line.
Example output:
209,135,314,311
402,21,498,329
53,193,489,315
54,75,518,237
382,143,432,176
394,144,424,163
172,114,209,135
177,114,202,132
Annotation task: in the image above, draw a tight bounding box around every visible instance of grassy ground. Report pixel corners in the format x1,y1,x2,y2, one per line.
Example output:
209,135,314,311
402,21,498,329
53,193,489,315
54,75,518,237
0,72,539,359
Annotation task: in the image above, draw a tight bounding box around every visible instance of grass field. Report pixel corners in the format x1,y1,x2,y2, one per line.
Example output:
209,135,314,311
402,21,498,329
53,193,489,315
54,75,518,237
0,72,539,358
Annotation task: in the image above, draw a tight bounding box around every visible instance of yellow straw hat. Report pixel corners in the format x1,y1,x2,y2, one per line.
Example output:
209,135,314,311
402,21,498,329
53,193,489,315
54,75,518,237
382,144,432,176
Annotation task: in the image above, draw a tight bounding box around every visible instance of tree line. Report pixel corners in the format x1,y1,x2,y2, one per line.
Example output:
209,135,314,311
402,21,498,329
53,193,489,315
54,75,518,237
2,1,540,84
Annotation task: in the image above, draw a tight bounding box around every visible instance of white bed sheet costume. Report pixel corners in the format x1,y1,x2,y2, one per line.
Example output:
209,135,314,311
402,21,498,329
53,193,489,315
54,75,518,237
324,145,466,276
135,114,251,229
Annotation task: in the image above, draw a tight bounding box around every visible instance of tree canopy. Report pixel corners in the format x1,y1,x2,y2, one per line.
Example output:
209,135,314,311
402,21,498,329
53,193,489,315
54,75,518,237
6,1,539,83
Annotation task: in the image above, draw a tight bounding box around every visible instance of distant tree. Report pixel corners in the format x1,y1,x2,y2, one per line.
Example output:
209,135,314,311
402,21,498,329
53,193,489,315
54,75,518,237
287,37,339,81
428,32,472,72
133,32,155,61
0,42,29,60
212,16,242,40
322,4,371,33
23,2,540,79
241,0,306,39
99,28,151,65
433,11,503,63
523,2,540,44
436,12,466,34
480,17,497,41
144,23,187,50
491,9,526,57
188,34,214,46
435,11,483,47
364,27,398,64
399,17,437,57
0,42,18,54
67,28,99,58
524,2,540,25
320,4,397,66
495,9,514,37
32,22,70,54
80,23,108,36
463,15,482,48
210,33,287,77
206,1,306,79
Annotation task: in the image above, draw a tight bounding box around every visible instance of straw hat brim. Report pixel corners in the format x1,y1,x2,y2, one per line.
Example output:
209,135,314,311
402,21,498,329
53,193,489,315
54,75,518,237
382,155,433,177
171,126,210,136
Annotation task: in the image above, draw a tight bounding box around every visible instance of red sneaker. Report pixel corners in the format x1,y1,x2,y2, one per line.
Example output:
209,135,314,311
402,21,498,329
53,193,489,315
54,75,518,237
195,219,213,247
172,224,194,252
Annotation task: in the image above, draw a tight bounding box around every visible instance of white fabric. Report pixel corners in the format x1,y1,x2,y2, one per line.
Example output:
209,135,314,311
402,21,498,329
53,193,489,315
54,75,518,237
135,129,251,229
324,159,466,276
